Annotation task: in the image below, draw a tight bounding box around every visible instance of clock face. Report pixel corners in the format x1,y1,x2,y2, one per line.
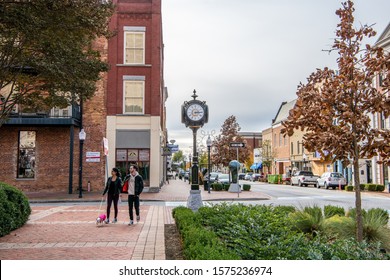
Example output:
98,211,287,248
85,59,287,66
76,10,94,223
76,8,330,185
186,103,205,121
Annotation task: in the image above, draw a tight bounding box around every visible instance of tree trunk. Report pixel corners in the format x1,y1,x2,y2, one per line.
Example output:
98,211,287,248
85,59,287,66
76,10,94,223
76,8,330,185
353,155,363,242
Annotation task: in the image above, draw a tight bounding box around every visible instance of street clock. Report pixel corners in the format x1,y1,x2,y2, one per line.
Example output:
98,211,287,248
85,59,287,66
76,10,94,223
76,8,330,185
181,90,208,127
181,90,209,210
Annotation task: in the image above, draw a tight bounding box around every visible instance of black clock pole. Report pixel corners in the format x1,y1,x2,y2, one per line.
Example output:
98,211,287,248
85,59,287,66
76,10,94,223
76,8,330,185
181,90,208,211
191,127,199,190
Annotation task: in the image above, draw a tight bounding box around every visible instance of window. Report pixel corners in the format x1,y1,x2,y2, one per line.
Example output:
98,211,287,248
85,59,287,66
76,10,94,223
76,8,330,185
124,27,145,64
17,131,36,178
123,77,145,114
279,133,283,146
291,142,294,155
115,148,150,186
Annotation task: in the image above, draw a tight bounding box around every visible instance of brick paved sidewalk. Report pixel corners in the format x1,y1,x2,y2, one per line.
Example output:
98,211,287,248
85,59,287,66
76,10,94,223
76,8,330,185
0,179,270,260
0,204,171,260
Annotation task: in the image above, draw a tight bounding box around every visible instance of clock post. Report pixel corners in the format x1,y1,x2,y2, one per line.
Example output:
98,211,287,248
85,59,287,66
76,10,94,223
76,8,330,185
181,90,209,211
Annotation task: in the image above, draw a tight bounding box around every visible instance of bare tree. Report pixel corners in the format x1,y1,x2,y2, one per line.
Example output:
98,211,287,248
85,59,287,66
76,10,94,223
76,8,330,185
211,115,250,167
282,1,390,242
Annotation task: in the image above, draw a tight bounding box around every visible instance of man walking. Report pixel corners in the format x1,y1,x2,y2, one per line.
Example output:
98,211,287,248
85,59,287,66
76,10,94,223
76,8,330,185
123,164,144,225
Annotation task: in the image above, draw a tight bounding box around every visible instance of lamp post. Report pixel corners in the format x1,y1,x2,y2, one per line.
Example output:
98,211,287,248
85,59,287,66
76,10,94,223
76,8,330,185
206,135,212,193
302,153,307,171
78,128,86,198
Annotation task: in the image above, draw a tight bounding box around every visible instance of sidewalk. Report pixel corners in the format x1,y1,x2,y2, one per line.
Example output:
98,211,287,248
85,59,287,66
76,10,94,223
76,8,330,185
0,180,270,260
24,178,271,203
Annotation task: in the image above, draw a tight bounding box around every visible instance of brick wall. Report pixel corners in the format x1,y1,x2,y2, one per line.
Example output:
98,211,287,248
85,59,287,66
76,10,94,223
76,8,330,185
0,127,77,192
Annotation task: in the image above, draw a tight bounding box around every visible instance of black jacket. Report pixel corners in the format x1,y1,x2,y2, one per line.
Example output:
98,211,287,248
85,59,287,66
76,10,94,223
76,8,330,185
102,176,122,195
123,173,144,195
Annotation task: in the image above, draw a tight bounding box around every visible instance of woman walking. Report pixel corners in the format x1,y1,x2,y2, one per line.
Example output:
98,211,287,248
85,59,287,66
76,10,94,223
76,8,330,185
102,167,122,223
123,165,144,225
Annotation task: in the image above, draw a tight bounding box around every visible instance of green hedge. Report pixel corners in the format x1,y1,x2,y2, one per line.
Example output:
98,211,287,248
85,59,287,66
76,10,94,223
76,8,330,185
243,184,251,191
211,183,223,191
350,184,385,192
0,182,31,237
172,206,240,260
173,204,390,260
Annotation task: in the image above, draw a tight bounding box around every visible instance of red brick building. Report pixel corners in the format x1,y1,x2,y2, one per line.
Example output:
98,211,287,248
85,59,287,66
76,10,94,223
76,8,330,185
0,0,166,193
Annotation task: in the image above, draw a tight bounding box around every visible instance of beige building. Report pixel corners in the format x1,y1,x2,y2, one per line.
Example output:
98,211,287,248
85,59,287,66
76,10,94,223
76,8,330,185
371,22,390,188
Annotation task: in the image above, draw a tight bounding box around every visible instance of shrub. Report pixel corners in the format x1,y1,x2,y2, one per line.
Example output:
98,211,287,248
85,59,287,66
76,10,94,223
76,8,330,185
172,206,240,260
0,182,31,237
211,183,223,191
222,183,230,191
324,205,345,218
288,206,324,236
174,204,390,260
367,184,377,191
242,184,251,191
376,184,385,192
346,185,354,191
360,184,366,191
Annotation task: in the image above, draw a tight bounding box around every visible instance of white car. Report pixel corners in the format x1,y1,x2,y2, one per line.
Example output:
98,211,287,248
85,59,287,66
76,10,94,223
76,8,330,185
216,173,230,184
316,172,346,189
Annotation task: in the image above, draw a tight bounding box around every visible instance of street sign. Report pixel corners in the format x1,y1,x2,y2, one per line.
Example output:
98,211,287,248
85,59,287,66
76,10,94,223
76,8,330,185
86,151,101,162
103,138,109,156
162,147,172,156
230,142,245,148
167,144,179,152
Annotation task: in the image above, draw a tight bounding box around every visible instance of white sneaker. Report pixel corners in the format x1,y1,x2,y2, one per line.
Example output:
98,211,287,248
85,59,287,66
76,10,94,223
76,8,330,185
128,220,134,225
136,215,140,222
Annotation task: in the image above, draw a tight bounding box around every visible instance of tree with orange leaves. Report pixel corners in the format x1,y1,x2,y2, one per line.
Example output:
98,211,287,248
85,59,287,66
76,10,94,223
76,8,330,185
282,1,390,242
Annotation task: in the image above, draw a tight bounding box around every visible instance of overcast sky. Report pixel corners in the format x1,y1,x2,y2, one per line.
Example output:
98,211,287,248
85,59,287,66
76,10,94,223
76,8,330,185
161,0,390,153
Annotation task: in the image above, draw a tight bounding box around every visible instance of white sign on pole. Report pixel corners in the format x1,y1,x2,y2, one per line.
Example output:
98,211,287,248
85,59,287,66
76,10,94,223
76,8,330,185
103,137,109,156
86,152,101,162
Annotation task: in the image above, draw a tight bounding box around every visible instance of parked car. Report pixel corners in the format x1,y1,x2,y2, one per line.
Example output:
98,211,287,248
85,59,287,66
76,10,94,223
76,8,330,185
207,172,220,184
290,170,320,187
216,173,230,184
251,173,263,182
244,172,253,180
282,173,291,184
316,172,346,189
238,173,246,180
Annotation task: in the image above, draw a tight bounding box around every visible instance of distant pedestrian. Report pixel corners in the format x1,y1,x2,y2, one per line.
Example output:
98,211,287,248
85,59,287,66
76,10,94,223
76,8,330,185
102,167,122,224
123,165,144,225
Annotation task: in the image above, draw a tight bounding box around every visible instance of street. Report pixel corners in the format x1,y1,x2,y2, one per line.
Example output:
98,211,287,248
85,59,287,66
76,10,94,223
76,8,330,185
240,181,390,212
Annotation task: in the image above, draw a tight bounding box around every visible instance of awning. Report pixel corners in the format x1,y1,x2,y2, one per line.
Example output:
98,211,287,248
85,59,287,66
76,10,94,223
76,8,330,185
250,161,262,170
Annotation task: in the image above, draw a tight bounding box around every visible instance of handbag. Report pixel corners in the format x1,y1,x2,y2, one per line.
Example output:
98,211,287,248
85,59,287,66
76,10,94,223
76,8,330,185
122,180,129,193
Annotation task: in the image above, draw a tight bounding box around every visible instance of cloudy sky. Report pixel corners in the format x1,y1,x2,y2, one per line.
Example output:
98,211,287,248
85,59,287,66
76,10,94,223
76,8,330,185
161,0,390,153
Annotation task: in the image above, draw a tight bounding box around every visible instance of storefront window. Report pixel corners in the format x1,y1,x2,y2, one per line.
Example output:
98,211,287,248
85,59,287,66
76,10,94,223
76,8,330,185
17,131,36,178
116,148,150,186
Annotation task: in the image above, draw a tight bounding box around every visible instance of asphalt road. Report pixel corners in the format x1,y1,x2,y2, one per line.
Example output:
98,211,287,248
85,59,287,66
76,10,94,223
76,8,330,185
242,181,390,212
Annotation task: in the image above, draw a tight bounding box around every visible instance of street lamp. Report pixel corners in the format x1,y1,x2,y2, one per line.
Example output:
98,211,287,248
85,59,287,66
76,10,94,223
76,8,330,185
303,153,307,171
206,135,212,193
78,128,86,198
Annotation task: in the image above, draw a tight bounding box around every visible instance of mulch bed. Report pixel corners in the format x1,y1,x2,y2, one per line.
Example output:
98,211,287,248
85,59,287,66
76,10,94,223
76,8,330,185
164,224,184,260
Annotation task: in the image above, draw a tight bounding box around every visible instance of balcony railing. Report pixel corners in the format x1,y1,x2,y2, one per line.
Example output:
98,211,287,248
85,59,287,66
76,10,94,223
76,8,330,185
4,104,81,126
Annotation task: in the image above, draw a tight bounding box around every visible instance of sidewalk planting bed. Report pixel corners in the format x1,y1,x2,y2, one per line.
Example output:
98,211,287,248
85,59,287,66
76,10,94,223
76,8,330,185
172,203,390,260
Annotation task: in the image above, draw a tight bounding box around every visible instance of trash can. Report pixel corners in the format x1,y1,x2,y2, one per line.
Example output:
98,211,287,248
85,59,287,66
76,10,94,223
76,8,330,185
204,180,209,191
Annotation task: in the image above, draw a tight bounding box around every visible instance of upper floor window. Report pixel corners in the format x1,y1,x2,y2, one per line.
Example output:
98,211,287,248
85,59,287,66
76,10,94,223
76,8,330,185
124,26,145,64
18,131,36,179
123,76,145,114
